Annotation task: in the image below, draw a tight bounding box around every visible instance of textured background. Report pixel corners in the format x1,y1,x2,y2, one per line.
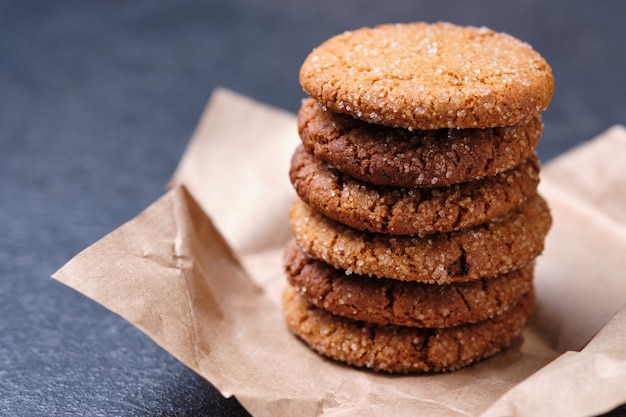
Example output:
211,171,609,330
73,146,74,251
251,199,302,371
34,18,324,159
1,0,625,415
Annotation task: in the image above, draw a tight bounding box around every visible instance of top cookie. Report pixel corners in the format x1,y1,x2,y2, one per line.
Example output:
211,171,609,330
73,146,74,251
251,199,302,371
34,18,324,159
300,22,554,130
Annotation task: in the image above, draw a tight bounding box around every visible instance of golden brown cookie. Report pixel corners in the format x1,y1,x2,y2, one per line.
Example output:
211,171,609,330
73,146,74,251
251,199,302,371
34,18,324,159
290,145,540,236
297,98,543,187
289,194,551,284
300,22,553,130
284,238,534,328
283,284,534,373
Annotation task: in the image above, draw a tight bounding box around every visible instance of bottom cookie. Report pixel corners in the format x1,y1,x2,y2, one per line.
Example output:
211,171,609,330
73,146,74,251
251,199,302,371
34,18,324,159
283,284,534,373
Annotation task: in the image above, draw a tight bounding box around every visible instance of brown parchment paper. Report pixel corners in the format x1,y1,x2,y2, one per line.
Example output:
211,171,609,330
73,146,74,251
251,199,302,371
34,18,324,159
53,88,626,417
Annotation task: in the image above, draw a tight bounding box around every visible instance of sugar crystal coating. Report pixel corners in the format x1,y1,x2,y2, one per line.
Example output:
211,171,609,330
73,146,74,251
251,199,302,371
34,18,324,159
298,98,543,187
283,284,535,373
284,237,534,328
290,145,541,236
300,22,554,130
289,194,551,284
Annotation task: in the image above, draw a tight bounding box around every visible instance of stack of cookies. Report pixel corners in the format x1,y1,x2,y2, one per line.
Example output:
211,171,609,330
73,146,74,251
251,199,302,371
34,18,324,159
282,22,554,373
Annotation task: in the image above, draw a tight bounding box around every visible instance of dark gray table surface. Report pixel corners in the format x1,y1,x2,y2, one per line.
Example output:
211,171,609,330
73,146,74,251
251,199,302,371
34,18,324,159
2,1,625,416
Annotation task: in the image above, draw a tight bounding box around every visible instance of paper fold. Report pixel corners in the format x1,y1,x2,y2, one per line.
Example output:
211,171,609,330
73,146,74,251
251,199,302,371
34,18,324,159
53,89,626,417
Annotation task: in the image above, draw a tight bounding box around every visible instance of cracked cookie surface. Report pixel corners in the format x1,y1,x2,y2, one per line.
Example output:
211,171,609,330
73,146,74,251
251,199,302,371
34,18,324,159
282,284,535,373
284,238,534,328
289,193,551,284
298,98,543,187
300,22,553,130
290,145,540,236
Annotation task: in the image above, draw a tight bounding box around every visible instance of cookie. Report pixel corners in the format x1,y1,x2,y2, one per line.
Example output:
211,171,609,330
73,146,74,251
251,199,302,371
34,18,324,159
290,145,540,236
284,238,533,328
289,193,551,284
283,284,534,373
298,98,543,187
300,22,553,130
